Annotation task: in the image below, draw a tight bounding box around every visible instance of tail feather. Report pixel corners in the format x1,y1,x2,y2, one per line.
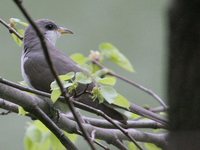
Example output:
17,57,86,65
76,93,128,124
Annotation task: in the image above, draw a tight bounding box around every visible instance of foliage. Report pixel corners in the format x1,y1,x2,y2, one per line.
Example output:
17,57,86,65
7,18,164,150
9,18,28,46
18,106,28,116
128,142,161,150
99,43,134,72
24,121,77,150
50,43,133,109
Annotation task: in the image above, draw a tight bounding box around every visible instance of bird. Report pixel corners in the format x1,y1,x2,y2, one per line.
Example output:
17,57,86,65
21,19,127,123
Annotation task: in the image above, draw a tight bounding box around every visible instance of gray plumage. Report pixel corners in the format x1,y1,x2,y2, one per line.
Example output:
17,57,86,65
21,19,127,122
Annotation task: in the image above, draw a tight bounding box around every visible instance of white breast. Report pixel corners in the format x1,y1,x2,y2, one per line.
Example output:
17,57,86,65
21,54,33,88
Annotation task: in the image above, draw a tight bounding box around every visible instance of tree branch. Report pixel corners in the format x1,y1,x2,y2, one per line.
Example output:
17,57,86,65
0,98,18,113
0,18,23,40
0,81,167,148
12,0,96,149
92,60,167,109
0,77,168,127
67,115,166,129
1,75,144,149
0,81,78,150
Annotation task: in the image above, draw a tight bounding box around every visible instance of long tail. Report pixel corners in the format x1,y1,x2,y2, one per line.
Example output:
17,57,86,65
76,93,128,124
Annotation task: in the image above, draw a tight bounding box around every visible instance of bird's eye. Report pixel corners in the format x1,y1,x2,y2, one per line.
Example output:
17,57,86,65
45,24,56,30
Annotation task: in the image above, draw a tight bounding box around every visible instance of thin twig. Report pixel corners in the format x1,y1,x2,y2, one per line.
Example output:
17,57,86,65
71,99,144,150
12,0,96,149
0,98,19,113
0,110,11,115
93,140,110,150
113,139,128,150
0,18,23,40
149,106,168,113
92,60,168,109
111,102,168,126
0,98,35,119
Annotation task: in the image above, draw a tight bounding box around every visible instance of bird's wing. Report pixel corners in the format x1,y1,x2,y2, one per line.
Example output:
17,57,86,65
23,45,85,92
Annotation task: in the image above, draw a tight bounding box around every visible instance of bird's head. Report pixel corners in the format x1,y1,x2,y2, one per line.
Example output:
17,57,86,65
24,19,73,46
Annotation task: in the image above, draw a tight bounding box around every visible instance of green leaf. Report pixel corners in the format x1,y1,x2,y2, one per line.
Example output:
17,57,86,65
144,143,161,150
128,142,138,150
10,18,29,27
63,81,73,89
18,106,28,116
24,121,74,150
49,133,65,150
99,43,134,72
9,18,27,47
51,89,61,103
70,53,88,65
99,85,118,104
124,111,140,119
59,72,75,81
113,94,130,109
50,81,59,90
11,31,23,46
91,87,104,103
93,68,109,77
91,63,101,73
97,76,116,86
75,72,92,84
64,132,78,143
68,82,78,93
51,72,75,90
26,125,42,143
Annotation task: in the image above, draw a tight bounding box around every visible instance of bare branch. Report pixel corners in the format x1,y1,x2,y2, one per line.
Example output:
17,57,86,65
112,139,128,150
33,106,78,150
0,18,23,40
0,110,11,115
93,140,110,150
0,98,19,113
148,106,168,113
128,103,168,126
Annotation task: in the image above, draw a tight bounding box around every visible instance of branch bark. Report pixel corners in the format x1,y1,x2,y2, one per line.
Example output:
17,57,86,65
0,81,78,150
0,18,23,40
0,81,167,148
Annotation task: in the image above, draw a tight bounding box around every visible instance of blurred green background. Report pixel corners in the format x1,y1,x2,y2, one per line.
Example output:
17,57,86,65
0,0,168,149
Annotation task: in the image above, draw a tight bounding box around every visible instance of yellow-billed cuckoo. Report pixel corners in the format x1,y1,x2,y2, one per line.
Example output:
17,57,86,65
21,19,127,122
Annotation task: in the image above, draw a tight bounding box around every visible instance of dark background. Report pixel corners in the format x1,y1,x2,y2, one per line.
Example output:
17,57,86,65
0,0,168,149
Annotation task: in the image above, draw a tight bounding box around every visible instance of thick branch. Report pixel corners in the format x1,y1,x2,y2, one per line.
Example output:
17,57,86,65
0,82,166,129
0,82,78,150
0,77,168,127
67,115,166,129
0,98,18,113
0,81,167,148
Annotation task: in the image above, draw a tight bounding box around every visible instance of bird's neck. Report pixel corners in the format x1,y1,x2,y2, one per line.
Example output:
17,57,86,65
23,32,54,54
